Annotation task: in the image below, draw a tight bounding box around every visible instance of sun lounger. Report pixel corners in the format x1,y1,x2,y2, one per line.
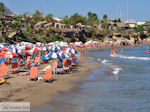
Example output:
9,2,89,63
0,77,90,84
11,62,18,74
63,59,70,73
0,62,8,78
28,67,38,80
43,68,53,82
52,61,58,74
34,56,41,66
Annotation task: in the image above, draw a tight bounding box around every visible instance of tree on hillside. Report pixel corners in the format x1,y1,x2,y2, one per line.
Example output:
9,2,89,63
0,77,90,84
70,13,86,26
12,21,21,42
0,2,4,15
103,14,108,21
32,10,44,23
147,24,150,34
133,25,144,35
87,11,99,26
0,20,9,42
45,13,53,22
62,15,70,26
101,14,109,28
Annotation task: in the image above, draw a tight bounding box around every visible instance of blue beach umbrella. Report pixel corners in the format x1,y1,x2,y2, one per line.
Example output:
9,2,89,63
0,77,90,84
12,47,19,53
65,48,77,54
51,45,61,52
46,52,61,59
7,44,16,50
0,44,4,48
59,52,69,59
42,47,48,51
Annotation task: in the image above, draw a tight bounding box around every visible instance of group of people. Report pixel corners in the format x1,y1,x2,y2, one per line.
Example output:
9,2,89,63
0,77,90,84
110,48,124,55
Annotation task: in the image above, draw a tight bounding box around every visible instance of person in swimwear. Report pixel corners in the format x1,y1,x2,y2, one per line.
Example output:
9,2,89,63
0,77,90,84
121,48,124,55
110,48,115,55
146,47,150,53
115,48,119,54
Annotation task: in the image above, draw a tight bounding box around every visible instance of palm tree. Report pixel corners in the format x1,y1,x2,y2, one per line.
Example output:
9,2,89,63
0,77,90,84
133,25,144,35
45,13,53,22
32,10,44,23
147,24,150,35
87,12,99,26
103,14,108,21
62,15,70,26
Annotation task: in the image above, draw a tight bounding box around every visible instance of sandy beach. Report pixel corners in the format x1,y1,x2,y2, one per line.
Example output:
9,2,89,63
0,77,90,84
0,55,99,109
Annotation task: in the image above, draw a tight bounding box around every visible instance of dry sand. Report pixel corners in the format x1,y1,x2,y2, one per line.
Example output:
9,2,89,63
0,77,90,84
0,56,99,109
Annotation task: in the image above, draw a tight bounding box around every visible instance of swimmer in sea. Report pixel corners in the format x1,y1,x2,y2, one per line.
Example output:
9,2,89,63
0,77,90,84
110,48,114,55
121,48,124,55
115,48,119,54
146,47,150,54
110,48,115,55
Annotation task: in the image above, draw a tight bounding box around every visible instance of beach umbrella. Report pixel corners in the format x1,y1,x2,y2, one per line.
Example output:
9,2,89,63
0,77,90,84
33,47,40,53
65,48,77,54
59,52,69,59
51,45,61,52
30,47,40,53
26,45,33,50
0,51,18,58
19,50,31,56
0,44,4,48
12,47,20,54
7,44,16,50
36,42,44,47
59,42,68,47
74,42,82,47
46,52,61,59
0,47,8,51
42,47,48,51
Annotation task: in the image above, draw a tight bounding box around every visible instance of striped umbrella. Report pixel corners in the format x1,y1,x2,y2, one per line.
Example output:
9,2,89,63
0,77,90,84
65,48,77,54
59,52,69,59
51,45,60,52
0,44,4,48
46,52,61,59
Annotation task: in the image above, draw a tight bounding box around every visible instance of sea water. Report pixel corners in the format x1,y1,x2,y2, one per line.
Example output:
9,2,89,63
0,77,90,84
33,44,150,112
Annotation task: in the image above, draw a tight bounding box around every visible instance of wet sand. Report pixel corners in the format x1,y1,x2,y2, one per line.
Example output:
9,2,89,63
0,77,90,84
0,55,99,109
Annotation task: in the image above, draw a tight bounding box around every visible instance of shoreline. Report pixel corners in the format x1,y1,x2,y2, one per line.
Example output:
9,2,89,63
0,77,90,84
0,55,99,110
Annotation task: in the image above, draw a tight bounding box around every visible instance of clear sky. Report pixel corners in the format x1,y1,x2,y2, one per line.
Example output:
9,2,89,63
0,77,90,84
1,0,150,22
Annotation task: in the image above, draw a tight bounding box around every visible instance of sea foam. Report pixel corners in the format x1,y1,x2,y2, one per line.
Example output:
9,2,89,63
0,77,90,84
110,54,150,61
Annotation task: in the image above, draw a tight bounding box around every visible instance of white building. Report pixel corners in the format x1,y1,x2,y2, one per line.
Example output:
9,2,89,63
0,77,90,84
53,17,63,22
137,22,146,26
